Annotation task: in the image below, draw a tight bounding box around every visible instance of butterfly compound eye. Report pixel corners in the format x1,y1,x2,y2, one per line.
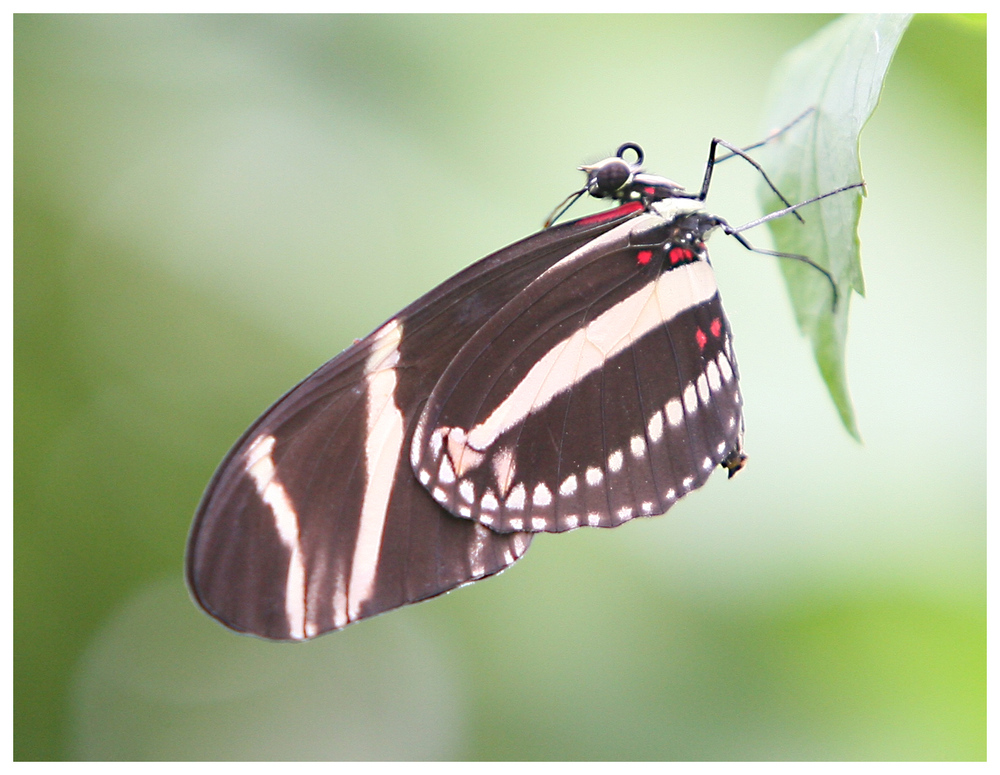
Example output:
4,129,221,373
587,157,633,198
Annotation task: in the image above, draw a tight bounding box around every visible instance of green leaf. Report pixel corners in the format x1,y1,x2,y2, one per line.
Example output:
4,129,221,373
756,14,912,441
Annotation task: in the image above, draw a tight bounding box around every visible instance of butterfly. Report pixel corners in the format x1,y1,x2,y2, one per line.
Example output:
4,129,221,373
187,126,855,640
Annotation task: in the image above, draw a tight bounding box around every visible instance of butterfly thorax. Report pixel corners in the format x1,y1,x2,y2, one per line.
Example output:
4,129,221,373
628,202,722,273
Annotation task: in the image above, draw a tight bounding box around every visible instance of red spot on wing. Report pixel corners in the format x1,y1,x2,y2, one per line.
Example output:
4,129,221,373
669,246,693,264
695,328,708,351
576,201,644,226
710,317,722,338
636,249,652,265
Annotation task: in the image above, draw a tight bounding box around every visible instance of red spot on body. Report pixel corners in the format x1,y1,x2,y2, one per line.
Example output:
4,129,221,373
576,201,644,226
636,249,652,265
710,317,722,338
669,246,693,264
695,328,708,351
644,186,656,195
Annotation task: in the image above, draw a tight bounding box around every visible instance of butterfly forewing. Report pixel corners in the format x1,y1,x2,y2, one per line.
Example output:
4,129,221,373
187,205,645,640
412,203,745,533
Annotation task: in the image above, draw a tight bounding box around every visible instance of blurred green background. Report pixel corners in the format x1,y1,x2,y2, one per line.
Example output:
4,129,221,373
14,14,985,761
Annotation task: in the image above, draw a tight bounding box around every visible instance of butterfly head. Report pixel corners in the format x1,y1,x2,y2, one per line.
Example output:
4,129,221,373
580,142,686,206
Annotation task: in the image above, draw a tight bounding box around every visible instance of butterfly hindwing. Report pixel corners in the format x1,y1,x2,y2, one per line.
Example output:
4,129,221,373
187,205,645,640
412,202,745,533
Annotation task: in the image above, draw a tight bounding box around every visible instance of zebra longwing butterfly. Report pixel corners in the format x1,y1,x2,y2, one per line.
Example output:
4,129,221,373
188,131,853,640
